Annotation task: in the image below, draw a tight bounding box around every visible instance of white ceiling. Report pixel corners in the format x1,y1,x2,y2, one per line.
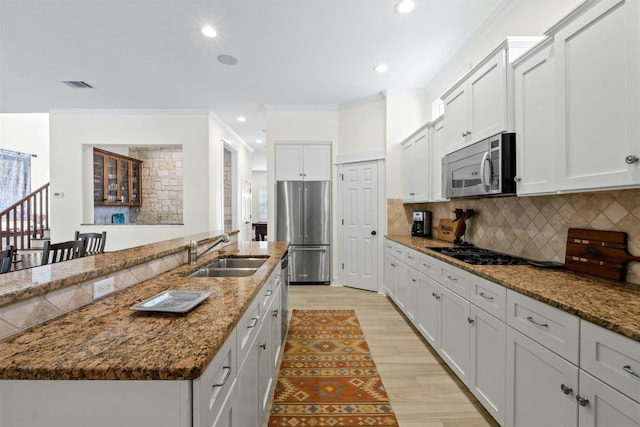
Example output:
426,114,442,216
0,0,508,167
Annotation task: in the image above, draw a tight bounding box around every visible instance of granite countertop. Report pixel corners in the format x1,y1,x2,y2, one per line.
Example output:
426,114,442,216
0,241,289,381
0,231,239,308
386,235,640,343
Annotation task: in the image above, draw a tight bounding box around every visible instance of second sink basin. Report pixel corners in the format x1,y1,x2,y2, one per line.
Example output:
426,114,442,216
189,268,257,278
203,257,268,269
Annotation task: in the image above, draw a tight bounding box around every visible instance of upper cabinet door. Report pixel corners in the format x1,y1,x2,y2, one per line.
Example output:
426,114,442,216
514,39,557,195
442,84,471,153
553,0,640,191
469,49,508,143
275,144,331,181
401,127,430,203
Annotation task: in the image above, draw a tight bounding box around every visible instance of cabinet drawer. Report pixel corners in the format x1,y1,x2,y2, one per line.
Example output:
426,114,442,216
416,252,440,280
581,320,640,403
507,290,579,364
404,248,419,268
384,239,404,259
193,329,236,427
237,296,261,370
439,263,469,298
469,276,506,321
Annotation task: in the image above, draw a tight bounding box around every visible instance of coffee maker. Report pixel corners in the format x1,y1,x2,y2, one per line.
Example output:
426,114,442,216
411,211,432,237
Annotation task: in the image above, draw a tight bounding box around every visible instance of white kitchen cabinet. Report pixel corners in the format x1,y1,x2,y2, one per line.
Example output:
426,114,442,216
513,38,558,195
384,239,404,301
275,144,331,181
577,370,640,427
415,271,440,348
430,116,448,201
270,284,283,373
469,305,506,426
441,37,542,153
550,0,640,192
403,267,419,325
437,285,470,384
236,330,261,427
506,327,579,427
401,125,430,202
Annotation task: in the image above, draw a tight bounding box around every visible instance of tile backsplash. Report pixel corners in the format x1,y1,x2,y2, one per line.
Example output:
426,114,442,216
388,189,640,285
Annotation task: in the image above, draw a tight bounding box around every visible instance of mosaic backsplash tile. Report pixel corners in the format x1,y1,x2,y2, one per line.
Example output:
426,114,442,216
388,189,640,285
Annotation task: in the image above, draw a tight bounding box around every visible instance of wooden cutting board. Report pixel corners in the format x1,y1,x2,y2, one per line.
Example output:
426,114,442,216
565,228,640,281
434,219,462,243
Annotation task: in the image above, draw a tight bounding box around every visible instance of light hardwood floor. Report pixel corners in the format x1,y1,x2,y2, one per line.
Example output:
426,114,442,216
277,284,500,427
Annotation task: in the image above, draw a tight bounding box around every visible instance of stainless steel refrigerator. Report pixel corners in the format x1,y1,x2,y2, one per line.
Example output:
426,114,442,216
276,181,330,284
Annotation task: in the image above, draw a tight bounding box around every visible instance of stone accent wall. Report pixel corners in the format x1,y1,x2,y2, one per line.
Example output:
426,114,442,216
388,188,640,285
129,146,183,225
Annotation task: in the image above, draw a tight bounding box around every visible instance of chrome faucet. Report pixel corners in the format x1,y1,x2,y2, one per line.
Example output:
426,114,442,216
188,233,230,264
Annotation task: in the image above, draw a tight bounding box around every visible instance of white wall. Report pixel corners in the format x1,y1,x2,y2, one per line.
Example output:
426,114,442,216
337,97,386,156
0,113,50,189
49,111,244,251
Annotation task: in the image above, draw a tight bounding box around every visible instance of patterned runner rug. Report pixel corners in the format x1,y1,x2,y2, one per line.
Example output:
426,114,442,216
268,309,399,427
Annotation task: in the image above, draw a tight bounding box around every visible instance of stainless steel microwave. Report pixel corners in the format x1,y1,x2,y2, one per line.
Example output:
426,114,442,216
442,133,516,198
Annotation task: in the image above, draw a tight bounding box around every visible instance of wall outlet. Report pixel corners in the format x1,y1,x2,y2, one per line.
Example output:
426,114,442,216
93,277,115,299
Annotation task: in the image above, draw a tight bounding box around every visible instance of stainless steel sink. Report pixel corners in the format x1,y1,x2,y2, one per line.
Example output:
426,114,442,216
188,267,258,278
203,257,268,269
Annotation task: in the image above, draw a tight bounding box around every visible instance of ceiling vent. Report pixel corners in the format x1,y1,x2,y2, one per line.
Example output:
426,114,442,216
61,80,94,89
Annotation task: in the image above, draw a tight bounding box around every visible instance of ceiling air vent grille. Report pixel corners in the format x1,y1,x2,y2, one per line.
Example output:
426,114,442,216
61,81,94,89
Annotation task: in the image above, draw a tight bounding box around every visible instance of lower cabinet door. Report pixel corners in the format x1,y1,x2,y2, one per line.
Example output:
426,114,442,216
438,285,470,384
236,337,260,427
577,370,640,427
415,272,440,348
212,381,236,427
506,327,578,427
258,316,273,417
469,305,506,426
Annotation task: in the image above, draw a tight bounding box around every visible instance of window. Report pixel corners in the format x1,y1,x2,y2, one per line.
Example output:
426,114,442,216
0,148,31,210
258,185,268,221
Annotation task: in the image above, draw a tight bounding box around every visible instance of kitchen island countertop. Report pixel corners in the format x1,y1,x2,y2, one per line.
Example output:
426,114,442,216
386,235,640,343
0,241,289,381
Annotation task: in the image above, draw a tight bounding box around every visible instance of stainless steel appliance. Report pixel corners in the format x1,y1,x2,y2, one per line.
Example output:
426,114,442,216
280,251,289,342
411,211,431,237
429,246,526,265
276,181,330,284
442,133,516,198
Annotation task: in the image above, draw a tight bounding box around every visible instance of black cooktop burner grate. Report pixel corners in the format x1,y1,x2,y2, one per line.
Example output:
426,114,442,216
428,246,526,265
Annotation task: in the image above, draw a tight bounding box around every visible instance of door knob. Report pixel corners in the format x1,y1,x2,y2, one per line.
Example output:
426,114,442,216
371,230,377,235
625,155,639,164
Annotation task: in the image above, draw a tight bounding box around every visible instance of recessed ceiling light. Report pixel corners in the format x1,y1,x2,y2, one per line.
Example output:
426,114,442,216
237,116,246,122
395,0,416,14
256,139,263,144
218,54,238,66
374,63,389,73
201,25,217,38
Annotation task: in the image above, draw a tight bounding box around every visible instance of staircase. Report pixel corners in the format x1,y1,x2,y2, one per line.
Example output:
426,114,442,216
0,183,50,251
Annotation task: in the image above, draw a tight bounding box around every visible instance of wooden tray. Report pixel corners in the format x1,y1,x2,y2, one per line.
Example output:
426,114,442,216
434,219,462,243
565,228,640,281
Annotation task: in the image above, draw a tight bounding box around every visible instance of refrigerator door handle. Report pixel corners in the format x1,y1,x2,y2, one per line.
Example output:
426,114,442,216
298,186,304,240
293,246,326,252
304,186,308,238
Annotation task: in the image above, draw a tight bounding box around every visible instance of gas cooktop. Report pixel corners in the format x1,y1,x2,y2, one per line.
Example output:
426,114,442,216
428,246,526,265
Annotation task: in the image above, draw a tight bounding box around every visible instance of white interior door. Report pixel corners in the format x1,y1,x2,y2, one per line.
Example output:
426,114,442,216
341,161,378,292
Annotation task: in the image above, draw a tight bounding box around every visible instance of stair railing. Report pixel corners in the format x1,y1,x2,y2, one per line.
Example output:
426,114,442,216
0,183,50,251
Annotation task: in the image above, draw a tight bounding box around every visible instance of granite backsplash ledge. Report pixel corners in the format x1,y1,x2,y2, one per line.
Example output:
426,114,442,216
388,188,640,285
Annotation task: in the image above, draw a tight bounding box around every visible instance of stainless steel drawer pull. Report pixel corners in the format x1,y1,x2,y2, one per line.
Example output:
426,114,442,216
212,366,232,388
447,275,458,282
432,292,441,300
247,317,259,329
560,384,573,395
623,365,640,379
576,395,589,407
467,317,474,324
526,316,549,328
391,263,397,267
259,342,267,350
422,263,431,268
265,290,273,296
479,292,494,300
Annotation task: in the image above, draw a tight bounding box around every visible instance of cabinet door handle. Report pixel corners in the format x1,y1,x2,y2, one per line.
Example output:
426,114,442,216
560,384,573,395
432,292,440,300
273,309,279,318
576,395,589,407
391,263,397,267
259,342,267,350
412,278,417,282
526,316,549,328
265,290,273,296
467,317,474,324
212,366,232,388
623,365,640,379
247,317,259,329
479,292,494,301
446,275,458,282
625,155,639,164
